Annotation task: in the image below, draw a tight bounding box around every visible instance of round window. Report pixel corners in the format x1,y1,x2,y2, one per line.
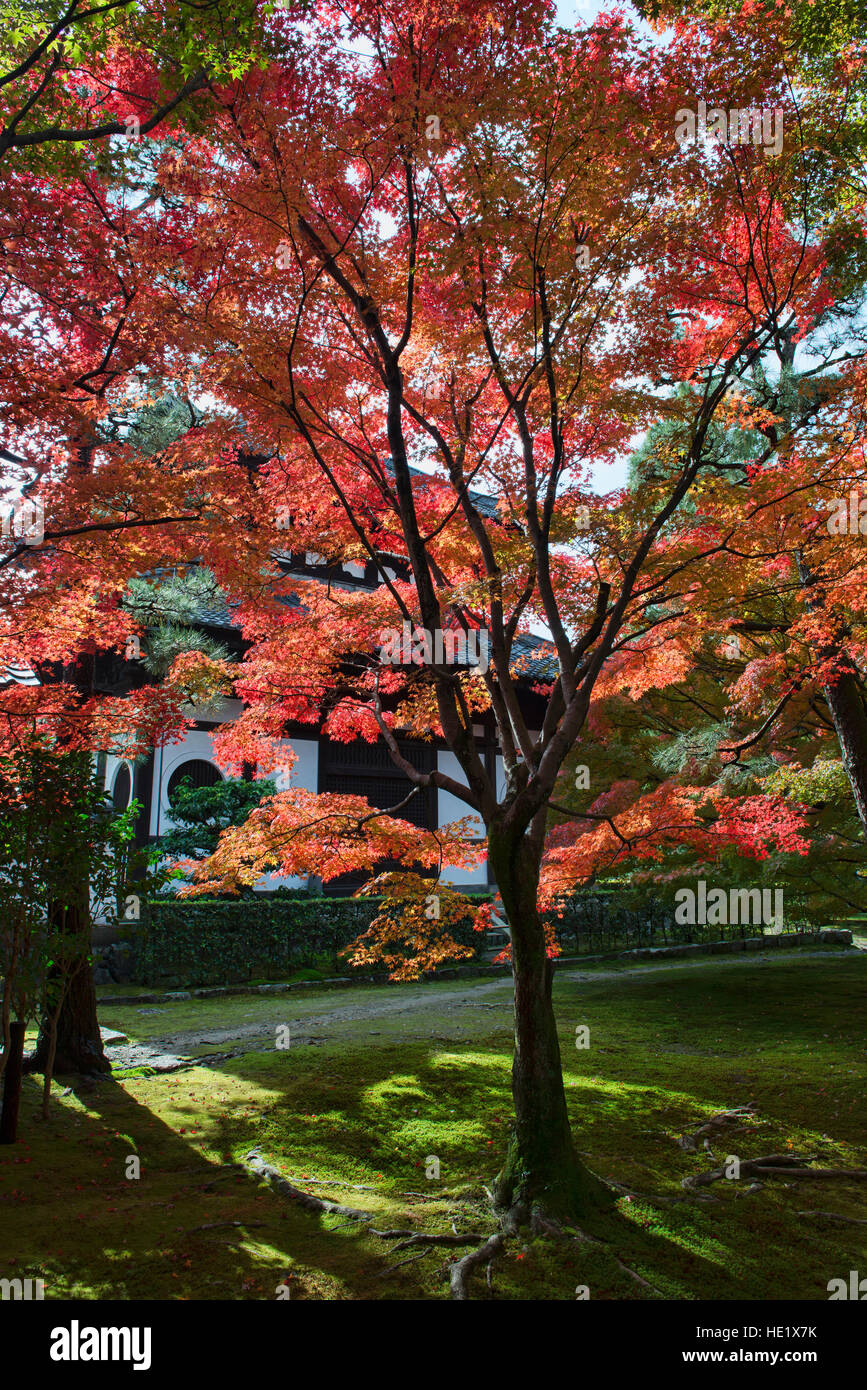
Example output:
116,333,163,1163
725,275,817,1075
167,759,222,802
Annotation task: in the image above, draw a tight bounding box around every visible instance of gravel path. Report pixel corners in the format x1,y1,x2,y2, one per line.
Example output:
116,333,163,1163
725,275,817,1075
103,947,862,1073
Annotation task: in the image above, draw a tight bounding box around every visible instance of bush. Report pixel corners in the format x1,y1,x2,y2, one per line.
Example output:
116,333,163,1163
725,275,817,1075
133,893,489,987
128,886,802,988
544,886,802,955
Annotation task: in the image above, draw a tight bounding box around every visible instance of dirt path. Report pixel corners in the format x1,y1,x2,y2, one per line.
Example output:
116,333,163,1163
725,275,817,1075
104,946,863,1072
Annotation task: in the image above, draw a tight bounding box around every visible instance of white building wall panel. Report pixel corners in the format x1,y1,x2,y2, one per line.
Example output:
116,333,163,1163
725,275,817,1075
150,729,220,838
436,749,489,888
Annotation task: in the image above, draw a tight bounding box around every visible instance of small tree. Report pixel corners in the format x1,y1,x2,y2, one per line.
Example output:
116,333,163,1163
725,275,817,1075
0,740,141,1106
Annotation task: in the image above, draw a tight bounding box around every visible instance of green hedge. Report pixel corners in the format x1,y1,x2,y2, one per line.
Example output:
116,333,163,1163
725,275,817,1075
129,886,803,988
547,888,802,955
134,895,489,988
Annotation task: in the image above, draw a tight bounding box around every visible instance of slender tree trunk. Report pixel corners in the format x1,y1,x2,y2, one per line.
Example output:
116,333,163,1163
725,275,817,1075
822,663,867,835
488,824,612,1227
0,911,19,1081
27,685,109,1076
796,554,867,836
41,1013,59,1116
0,1021,26,1143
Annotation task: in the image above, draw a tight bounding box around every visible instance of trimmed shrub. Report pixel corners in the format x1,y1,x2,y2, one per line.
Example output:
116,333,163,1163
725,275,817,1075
123,884,808,988
133,894,490,988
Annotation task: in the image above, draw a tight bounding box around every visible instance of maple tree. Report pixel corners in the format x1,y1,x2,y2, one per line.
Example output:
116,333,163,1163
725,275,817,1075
0,0,284,1072
76,0,858,1228
0,0,266,164
0,738,138,1098
2,0,865,1236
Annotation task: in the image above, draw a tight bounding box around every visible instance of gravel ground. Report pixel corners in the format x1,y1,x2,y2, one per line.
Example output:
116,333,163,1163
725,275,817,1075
101,947,862,1072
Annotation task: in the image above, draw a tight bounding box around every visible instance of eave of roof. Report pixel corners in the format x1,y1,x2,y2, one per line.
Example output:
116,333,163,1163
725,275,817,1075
0,663,40,688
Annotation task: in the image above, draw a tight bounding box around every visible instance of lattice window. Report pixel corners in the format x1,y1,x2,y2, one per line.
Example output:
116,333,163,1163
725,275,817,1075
320,737,436,890
167,759,223,801
320,738,435,828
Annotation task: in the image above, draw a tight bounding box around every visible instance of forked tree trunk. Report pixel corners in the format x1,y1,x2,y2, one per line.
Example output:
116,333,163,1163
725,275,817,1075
488,825,612,1226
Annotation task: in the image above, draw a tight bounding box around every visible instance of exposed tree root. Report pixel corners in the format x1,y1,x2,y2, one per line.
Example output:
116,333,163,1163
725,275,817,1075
517,1210,663,1298
377,1250,430,1277
245,1148,672,1299
186,1220,267,1233
367,1228,487,1250
677,1104,758,1152
246,1148,504,1295
281,1172,379,1194
371,1228,506,1289
797,1210,867,1226
245,1149,374,1221
615,1259,663,1297
684,1152,867,1190
449,1233,507,1300
608,1179,720,1206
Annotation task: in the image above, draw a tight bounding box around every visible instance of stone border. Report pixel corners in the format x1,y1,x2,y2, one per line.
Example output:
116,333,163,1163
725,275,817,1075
94,929,854,1006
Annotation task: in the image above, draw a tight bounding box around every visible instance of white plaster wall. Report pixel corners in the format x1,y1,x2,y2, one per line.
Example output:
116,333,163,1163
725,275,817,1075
440,858,488,888
437,750,483,834
150,729,222,838
183,698,244,723
273,738,318,793
261,738,319,888
437,749,489,888
151,732,322,891
93,754,135,923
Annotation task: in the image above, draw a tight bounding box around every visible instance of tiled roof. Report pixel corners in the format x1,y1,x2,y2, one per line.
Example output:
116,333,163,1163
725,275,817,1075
510,633,557,680
192,590,556,681
142,466,556,675
406,464,500,520
193,599,238,630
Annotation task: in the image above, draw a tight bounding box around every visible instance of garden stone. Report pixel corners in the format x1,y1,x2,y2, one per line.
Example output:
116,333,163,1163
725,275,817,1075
819,928,852,945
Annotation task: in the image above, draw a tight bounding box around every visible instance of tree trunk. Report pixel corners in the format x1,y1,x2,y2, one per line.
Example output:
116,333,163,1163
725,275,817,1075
26,906,109,1077
822,663,867,835
26,727,109,1078
488,825,612,1227
0,1021,26,1142
796,554,867,837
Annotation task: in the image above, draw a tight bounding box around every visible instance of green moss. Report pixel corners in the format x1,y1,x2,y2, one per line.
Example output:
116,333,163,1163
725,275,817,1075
3,952,865,1299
